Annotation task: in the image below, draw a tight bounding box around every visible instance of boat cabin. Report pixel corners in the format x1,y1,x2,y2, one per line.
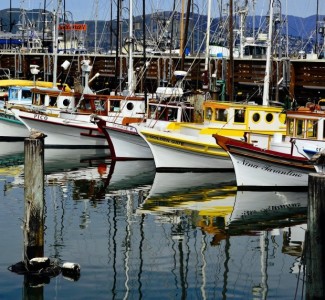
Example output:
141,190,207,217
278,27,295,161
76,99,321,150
286,101,325,140
202,101,286,133
31,87,78,110
76,94,146,125
148,100,195,122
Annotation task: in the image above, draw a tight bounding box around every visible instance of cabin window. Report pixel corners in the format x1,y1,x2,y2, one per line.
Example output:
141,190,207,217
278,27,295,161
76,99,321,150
34,93,45,105
168,108,178,120
181,108,193,122
157,106,166,120
252,113,260,122
49,96,57,106
39,94,45,105
21,89,31,99
265,113,273,123
94,100,106,111
110,100,120,112
149,105,156,118
215,109,227,122
205,107,213,120
234,109,245,123
79,99,91,110
287,118,294,135
296,119,304,137
85,99,91,110
9,89,18,100
307,120,317,138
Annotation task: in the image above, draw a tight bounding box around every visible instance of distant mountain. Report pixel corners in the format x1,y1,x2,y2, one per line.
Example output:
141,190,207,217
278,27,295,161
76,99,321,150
0,8,322,53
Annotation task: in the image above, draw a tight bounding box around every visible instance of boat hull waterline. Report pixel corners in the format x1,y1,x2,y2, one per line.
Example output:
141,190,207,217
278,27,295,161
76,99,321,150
12,109,108,148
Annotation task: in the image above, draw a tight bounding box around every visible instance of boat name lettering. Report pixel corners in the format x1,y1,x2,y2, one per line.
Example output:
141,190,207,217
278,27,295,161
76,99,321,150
242,159,258,168
261,165,302,177
242,160,303,178
149,135,182,145
34,114,48,120
316,147,323,152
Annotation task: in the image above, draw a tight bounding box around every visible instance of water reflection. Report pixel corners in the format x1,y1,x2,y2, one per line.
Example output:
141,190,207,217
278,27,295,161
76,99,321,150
0,144,307,299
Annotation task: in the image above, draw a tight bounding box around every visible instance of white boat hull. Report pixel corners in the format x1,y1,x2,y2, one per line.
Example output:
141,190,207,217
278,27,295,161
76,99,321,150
0,111,29,140
103,124,153,159
229,152,312,187
12,109,108,148
139,129,232,171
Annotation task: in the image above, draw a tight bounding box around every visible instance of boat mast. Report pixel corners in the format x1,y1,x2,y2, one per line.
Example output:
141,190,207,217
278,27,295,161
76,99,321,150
204,0,212,71
262,0,274,106
52,0,62,88
127,0,134,95
94,0,98,53
228,0,234,102
179,0,185,56
181,0,191,70
315,0,319,55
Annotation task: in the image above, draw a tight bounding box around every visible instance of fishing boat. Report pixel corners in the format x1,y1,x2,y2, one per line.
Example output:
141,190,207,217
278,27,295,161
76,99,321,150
95,70,197,159
11,87,149,148
11,0,152,149
0,78,57,140
239,98,325,175
9,56,142,148
136,101,286,171
132,0,288,171
213,133,315,188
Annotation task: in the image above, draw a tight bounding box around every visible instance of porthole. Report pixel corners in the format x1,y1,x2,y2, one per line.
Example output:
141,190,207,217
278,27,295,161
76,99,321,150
252,113,260,122
266,113,273,122
63,99,70,106
126,102,134,110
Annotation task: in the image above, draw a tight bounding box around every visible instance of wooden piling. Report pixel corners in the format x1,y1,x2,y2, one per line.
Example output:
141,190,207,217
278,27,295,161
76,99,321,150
306,173,325,299
23,136,45,267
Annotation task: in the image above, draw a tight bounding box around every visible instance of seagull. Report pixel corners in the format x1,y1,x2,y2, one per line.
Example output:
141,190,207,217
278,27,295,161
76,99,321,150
29,129,47,139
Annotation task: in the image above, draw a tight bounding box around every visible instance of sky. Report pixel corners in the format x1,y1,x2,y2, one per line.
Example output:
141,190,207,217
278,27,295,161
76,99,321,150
0,0,323,21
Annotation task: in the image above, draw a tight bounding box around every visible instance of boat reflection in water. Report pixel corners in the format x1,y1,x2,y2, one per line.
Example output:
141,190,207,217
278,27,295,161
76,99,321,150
139,171,306,231
0,148,307,299
44,152,155,200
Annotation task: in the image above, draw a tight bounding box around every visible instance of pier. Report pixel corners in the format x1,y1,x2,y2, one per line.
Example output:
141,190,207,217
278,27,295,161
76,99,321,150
1,52,325,103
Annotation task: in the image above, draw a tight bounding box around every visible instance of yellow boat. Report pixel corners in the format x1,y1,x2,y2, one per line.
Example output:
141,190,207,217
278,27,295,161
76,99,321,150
137,100,287,171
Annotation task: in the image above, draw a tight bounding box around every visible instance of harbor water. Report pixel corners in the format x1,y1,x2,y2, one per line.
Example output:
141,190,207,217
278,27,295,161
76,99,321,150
0,143,307,299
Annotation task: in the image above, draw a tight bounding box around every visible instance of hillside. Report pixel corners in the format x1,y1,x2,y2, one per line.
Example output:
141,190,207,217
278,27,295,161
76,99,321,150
0,8,322,54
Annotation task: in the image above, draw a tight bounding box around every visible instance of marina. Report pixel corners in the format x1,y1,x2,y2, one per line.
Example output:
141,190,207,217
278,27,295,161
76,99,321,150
0,143,307,299
1,0,325,298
